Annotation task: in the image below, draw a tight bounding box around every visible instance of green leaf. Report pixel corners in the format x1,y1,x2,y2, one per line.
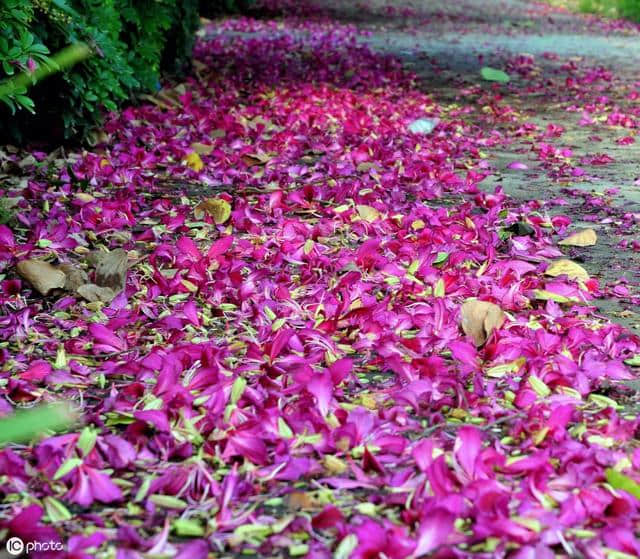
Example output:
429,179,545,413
531,289,578,304
289,544,309,557
481,67,510,83
0,403,76,446
624,355,640,367
278,417,294,439
76,427,98,457
528,375,551,398
605,468,640,500
53,457,83,480
172,518,205,537
14,94,34,113
433,252,449,266
334,535,358,559
135,474,155,502
149,495,188,509
230,376,247,406
43,496,72,522
233,523,272,544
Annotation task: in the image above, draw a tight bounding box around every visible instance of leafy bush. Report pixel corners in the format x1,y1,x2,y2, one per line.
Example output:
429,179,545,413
0,0,199,143
0,1,53,113
617,0,640,19
579,0,640,20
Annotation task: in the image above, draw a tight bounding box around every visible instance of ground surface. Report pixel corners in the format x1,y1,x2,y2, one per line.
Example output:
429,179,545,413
356,0,640,329
323,0,640,329
2,1,640,558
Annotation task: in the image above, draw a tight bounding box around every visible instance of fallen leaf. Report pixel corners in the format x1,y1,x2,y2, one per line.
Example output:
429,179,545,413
184,152,204,172
605,468,640,500
545,259,589,282
356,162,382,173
74,192,95,203
17,260,66,296
59,263,89,292
139,94,176,111
93,249,129,292
323,455,347,475
190,142,214,156
355,205,381,223
241,153,272,167
76,284,117,303
460,299,506,346
194,198,232,224
287,492,322,511
558,228,597,247
480,67,510,83
531,289,578,303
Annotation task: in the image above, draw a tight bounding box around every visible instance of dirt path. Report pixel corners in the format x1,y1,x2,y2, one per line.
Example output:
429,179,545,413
311,0,640,329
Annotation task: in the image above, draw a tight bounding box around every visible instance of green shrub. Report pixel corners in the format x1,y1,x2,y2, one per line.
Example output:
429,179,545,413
0,0,199,143
618,0,640,20
0,1,54,114
579,0,640,20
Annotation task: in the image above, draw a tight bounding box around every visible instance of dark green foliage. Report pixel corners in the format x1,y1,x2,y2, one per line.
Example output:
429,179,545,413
618,0,640,19
199,0,255,18
580,0,640,20
0,0,199,143
0,1,53,113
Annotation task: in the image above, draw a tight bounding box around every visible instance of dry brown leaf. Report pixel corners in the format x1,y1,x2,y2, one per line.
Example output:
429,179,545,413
287,492,322,511
356,162,382,173
76,284,117,303
16,260,66,296
558,228,597,247
194,198,231,224
93,249,129,292
190,142,214,156
460,299,506,346
139,94,175,111
59,263,89,292
545,259,589,282
241,153,271,167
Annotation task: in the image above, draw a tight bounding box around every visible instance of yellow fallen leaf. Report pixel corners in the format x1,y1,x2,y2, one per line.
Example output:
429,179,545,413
184,152,204,172
194,198,232,224
531,289,578,304
359,394,377,410
460,299,506,346
545,259,589,282
74,192,95,203
558,228,597,247
323,455,347,475
355,205,380,223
